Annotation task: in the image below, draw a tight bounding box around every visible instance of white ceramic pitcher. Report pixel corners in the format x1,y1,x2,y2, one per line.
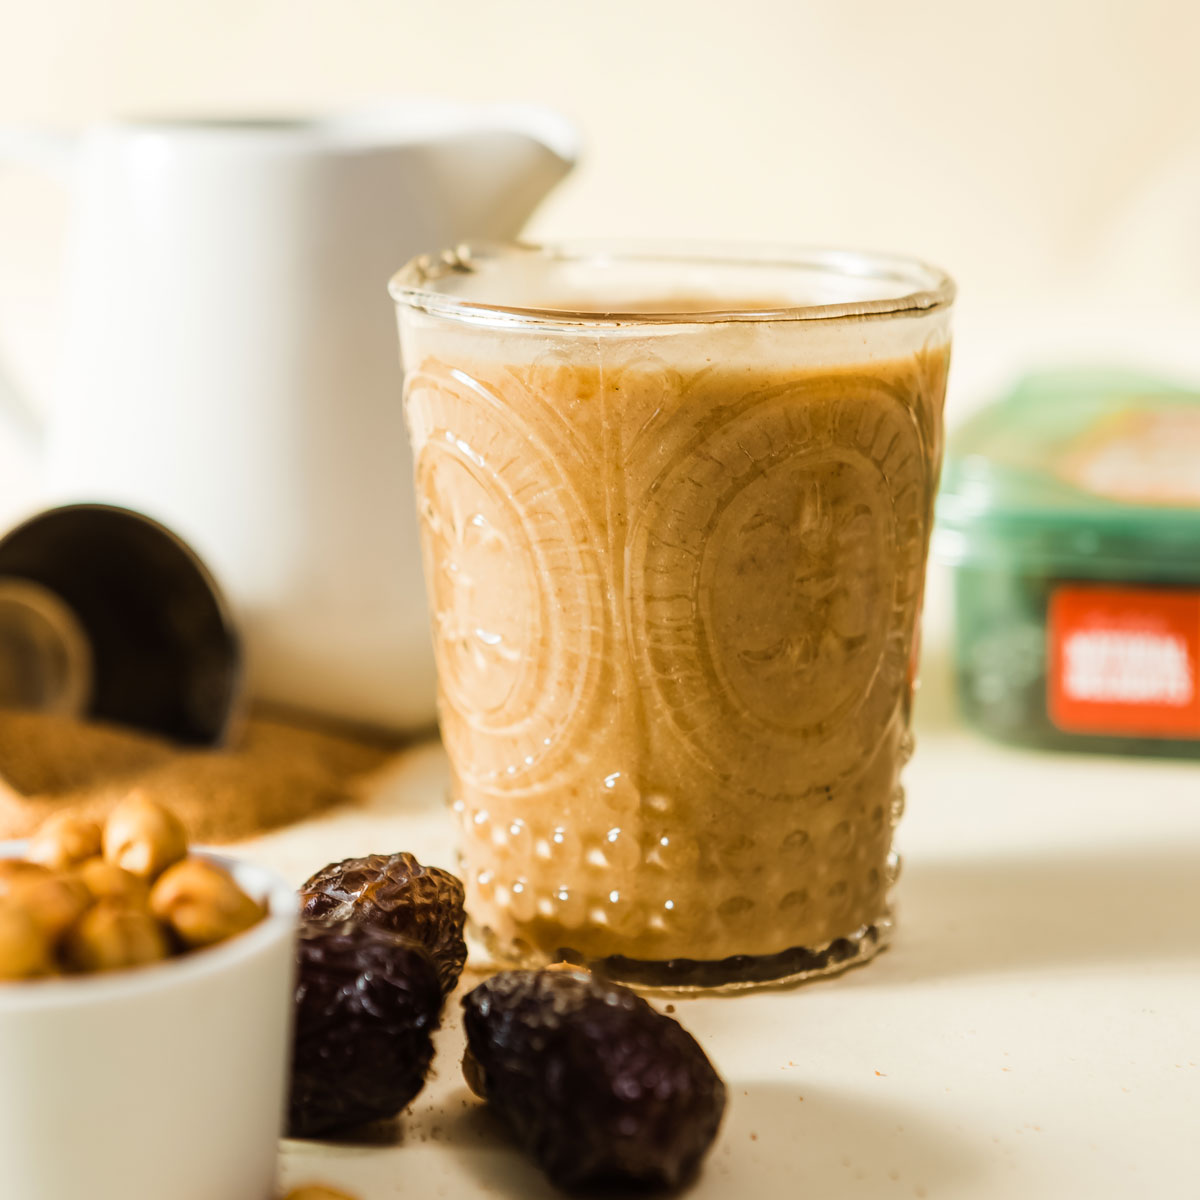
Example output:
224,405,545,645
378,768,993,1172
0,102,577,732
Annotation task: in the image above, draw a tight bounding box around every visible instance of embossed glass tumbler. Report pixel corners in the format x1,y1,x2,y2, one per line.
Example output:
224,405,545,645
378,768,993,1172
391,243,954,989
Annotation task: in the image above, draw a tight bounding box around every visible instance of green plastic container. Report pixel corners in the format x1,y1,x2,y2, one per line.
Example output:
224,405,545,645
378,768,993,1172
935,368,1200,756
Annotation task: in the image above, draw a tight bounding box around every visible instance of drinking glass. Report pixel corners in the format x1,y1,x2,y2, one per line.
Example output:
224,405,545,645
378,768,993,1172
391,242,954,988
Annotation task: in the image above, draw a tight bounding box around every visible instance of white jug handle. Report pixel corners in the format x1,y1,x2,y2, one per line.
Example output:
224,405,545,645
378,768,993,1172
0,127,77,454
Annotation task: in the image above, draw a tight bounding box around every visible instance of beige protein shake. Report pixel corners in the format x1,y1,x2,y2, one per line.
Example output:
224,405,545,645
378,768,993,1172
392,244,954,988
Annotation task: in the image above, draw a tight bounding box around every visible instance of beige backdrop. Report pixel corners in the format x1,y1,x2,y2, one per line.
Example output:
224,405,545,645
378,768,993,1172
4,0,1200,404
2,0,1199,644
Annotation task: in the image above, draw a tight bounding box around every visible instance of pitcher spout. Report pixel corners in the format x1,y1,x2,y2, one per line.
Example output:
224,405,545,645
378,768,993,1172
326,99,578,244
421,102,579,241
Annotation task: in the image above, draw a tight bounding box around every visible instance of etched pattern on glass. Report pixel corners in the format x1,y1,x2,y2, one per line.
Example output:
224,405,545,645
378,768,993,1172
404,346,948,973
406,363,607,792
628,377,926,792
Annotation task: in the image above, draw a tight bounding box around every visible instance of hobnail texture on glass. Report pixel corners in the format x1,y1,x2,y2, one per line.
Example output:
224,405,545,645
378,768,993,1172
394,243,953,989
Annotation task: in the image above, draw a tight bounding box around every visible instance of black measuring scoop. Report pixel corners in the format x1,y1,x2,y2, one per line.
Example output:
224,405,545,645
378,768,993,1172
0,504,241,747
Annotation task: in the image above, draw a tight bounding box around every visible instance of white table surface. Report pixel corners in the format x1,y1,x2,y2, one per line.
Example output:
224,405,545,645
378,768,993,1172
240,655,1200,1200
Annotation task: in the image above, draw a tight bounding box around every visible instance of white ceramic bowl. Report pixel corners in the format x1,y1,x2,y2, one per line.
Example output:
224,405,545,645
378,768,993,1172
0,843,297,1200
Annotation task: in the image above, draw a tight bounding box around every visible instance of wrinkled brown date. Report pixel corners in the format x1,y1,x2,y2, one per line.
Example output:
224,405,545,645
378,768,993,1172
299,852,466,995
461,968,727,1192
288,919,442,1138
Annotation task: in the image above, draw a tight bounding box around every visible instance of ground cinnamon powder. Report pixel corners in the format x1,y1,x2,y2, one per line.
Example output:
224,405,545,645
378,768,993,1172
0,710,394,843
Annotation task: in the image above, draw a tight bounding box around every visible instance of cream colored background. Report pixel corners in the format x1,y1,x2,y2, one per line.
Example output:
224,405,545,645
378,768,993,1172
2,0,1200,645
4,0,1200,408
3,20,1199,1199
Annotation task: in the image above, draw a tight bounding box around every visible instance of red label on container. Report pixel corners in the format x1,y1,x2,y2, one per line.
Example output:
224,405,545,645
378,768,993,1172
1048,586,1200,737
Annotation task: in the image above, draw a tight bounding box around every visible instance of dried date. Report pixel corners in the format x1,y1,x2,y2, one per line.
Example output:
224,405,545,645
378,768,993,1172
461,967,726,1191
288,919,442,1138
299,852,466,995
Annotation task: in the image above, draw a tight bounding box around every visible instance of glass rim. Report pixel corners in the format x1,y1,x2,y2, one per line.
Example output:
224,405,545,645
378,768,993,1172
389,240,956,329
